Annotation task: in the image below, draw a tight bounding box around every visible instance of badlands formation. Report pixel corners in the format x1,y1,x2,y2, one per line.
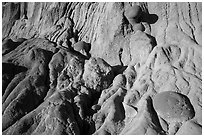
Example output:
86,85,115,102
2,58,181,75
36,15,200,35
2,2,202,135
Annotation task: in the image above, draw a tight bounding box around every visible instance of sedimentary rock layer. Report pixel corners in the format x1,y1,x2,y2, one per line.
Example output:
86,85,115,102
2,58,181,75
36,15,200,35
2,2,202,135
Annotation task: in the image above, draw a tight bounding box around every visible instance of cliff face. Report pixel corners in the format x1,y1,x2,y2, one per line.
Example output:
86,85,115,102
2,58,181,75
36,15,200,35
2,2,202,135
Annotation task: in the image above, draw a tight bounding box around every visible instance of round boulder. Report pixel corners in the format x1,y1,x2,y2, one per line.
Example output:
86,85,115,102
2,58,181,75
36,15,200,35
73,41,91,53
125,5,142,24
132,23,145,32
153,91,195,122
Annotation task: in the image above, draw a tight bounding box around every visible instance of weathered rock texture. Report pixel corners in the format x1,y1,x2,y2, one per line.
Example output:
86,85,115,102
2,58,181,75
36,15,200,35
2,2,202,135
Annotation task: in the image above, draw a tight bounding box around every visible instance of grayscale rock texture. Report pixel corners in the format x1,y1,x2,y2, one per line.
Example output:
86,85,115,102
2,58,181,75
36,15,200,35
2,2,202,135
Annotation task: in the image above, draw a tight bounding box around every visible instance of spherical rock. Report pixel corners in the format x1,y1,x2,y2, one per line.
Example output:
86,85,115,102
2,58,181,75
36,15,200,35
73,41,91,53
132,23,145,32
125,5,142,19
125,5,142,24
153,91,195,122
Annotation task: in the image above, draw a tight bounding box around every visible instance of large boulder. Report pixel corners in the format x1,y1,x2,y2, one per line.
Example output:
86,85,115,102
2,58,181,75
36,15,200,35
153,91,195,123
83,57,114,92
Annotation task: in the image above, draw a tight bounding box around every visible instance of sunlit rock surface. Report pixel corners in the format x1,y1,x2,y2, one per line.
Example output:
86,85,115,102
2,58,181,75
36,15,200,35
2,2,202,135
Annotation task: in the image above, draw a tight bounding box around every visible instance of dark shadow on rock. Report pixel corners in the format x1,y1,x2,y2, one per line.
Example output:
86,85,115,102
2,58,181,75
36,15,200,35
112,65,127,77
85,42,92,59
139,12,158,24
146,96,166,135
85,42,91,53
46,38,58,47
72,49,91,60
146,33,157,47
66,39,73,48
2,63,28,98
2,38,27,55
2,63,28,76
73,29,79,42
122,12,131,25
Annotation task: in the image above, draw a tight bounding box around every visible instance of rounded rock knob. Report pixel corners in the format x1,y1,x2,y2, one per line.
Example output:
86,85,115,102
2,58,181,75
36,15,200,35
125,5,142,24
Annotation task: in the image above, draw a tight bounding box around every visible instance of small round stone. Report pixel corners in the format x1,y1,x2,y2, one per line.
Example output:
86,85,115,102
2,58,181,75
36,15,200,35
132,23,145,32
73,41,91,53
125,5,142,20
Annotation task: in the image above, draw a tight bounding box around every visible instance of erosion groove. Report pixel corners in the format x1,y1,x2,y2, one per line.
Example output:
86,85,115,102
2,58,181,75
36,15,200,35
2,2,202,135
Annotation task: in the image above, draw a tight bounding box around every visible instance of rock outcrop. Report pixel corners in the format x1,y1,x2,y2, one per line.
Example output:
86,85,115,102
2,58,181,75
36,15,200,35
2,2,202,135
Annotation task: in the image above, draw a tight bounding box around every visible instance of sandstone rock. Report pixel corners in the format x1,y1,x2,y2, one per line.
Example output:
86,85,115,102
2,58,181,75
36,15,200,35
2,2,202,135
83,57,114,93
57,56,84,90
2,48,52,131
2,63,22,95
153,91,195,134
125,5,142,24
123,89,140,107
132,23,145,32
176,120,202,135
97,74,126,107
123,65,137,89
2,39,23,55
72,41,91,57
153,91,195,123
2,3,21,39
93,88,127,135
129,30,156,66
112,74,126,88
2,72,27,103
3,89,81,135
46,50,65,95
74,93,91,119
120,96,165,135
45,47,87,99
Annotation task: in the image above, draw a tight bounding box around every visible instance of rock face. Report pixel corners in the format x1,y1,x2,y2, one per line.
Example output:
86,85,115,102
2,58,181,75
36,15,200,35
2,2,202,135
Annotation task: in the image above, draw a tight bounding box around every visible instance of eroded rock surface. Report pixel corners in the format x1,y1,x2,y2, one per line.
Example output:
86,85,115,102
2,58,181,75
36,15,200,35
2,2,202,135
